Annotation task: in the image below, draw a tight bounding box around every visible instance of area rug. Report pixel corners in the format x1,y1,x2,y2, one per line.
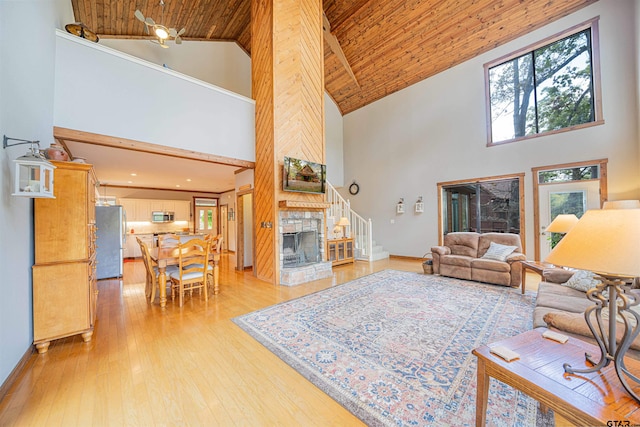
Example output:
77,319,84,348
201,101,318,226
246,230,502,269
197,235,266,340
233,270,552,426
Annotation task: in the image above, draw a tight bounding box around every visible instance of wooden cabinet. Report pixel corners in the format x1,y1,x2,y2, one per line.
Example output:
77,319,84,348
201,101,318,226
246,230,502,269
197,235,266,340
33,161,97,354
327,238,354,266
174,201,191,221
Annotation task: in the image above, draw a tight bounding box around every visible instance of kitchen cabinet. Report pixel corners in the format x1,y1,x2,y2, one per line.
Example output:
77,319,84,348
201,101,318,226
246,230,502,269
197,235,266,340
174,201,191,221
33,161,98,354
327,238,354,266
150,200,175,213
126,233,154,258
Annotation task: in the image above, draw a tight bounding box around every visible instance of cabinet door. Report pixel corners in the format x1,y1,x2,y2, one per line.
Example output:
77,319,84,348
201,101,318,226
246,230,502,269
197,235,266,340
136,200,150,221
174,201,190,221
328,241,337,262
120,199,136,223
346,240,354,259
337,241,345,260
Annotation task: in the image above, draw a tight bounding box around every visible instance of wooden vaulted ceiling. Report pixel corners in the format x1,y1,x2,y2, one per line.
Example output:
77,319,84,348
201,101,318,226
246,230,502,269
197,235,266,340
71,0,598,115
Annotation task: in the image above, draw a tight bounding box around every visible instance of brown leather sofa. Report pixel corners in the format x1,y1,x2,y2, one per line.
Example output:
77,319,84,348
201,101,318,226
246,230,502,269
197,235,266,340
431,232,526,288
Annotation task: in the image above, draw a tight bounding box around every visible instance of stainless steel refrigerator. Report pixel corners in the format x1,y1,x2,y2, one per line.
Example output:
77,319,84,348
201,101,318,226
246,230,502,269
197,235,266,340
96,205,126,279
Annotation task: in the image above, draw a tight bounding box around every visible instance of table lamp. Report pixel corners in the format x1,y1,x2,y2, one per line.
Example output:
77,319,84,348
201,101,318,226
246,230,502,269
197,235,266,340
546,214,579,234
544,208,640,402
334,217,350,239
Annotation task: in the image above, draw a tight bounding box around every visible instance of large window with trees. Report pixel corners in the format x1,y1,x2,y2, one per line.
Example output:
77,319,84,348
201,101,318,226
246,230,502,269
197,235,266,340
485,18,602,145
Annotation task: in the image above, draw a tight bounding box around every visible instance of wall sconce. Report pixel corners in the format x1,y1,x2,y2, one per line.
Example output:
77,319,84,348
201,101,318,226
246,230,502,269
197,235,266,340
396,198,405,214
3,135,56,198
415,196,424,213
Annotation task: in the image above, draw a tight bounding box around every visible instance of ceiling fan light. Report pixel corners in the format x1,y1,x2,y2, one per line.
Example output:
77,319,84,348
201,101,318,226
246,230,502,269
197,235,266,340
155,26,169,39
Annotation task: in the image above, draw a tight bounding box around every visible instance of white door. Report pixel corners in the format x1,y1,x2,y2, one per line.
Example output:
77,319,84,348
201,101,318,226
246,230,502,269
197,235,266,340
195,206,218,235
538,180,600,261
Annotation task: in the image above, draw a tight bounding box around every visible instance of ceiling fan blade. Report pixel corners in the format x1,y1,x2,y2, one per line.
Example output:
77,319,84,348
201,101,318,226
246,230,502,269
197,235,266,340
145,17,155,26
169,28,177,38
322,15,359,88
175,36,182,44
177,28,185,36
134,9,146,23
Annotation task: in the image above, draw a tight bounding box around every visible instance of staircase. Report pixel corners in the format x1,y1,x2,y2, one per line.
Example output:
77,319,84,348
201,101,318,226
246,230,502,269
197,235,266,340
326,182,389,262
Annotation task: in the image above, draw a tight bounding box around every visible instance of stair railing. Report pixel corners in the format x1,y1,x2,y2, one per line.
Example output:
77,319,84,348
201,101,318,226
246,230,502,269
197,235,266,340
326,182,373,261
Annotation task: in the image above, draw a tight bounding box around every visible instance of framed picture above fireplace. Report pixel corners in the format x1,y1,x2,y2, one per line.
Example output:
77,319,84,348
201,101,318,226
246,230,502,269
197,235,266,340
283,156,326,194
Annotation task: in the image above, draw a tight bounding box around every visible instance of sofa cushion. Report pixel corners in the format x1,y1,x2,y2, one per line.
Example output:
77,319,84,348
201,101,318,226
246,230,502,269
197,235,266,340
443,232,479,257
543,311,640,352
535,281,593,313
477,232,522,258
440,254,473,268
471,258,511,273
542,268,575,284
480,241,517,261
562,269,601,292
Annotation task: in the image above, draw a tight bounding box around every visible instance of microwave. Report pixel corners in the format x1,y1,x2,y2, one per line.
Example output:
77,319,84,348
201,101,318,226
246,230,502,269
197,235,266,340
151,211,175,223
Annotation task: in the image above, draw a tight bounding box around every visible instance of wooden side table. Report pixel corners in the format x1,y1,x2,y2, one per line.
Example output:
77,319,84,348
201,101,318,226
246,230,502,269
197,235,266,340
472,328,640,427
520,260,554,294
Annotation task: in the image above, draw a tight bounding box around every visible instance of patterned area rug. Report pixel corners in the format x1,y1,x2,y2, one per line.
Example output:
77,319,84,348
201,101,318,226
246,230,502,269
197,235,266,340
233,270,553,426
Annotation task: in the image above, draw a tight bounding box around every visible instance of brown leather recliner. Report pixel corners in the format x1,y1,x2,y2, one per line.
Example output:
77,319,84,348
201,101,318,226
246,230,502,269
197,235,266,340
431,232,526,288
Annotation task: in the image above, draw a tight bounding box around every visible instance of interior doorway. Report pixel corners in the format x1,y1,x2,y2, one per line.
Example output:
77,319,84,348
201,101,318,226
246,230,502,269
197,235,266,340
220,204,229,252
532,159,607,261
236,191,254,271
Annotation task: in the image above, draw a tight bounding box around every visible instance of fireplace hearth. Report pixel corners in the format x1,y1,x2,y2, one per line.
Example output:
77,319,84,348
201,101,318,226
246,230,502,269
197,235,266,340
279,210,332,286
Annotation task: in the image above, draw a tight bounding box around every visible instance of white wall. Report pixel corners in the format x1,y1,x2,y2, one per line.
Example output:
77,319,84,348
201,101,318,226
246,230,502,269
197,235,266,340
99,39,252,98
54,32,256,162
0,0,73,387
342,0,640,258
325,93,344,187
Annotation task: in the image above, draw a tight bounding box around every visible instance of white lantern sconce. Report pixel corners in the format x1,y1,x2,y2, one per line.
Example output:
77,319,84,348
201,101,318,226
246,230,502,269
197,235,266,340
415,196,424,213
3,135,56,198
396,198,405,214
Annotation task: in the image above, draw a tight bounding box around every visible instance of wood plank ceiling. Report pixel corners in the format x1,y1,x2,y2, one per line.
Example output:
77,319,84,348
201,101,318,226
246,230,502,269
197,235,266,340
70,0,598,115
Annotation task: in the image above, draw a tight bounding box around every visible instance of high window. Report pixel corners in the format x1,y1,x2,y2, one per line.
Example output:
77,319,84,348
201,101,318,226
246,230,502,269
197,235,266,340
485,18,602,145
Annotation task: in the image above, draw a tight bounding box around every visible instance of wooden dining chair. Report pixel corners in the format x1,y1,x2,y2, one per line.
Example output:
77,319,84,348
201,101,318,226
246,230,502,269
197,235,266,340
137,237,177,303
157,233,181,249
169,238,211,307
208,234,223,295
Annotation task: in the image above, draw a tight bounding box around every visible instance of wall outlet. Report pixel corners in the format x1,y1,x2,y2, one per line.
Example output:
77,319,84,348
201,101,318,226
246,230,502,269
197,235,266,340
390,219,395,224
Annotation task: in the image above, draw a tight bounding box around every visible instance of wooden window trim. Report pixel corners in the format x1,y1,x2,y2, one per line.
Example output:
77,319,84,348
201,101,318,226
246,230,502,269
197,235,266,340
436,173,526,252
484,17,603,146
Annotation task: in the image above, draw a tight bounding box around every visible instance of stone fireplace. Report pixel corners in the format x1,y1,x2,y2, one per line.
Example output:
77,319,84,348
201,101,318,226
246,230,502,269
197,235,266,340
279,210,332,286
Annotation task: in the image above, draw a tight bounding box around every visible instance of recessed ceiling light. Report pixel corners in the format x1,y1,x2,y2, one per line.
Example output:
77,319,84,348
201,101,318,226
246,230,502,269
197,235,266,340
176,184,181,188
186,178,192,182
130,173,137,176
127,180,133,184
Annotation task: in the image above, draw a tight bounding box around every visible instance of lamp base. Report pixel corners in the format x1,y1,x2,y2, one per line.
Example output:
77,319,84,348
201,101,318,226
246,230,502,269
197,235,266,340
563,274,640,402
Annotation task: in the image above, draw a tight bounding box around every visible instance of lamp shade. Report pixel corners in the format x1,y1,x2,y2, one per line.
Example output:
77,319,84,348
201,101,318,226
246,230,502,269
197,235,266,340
544,209,640,278
337,217,350,226
603,200,640,209
545,214,579,234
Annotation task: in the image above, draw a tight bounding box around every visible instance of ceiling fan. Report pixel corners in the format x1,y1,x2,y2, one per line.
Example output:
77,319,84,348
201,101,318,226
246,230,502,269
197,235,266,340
322,12,359,88
134,0,185,48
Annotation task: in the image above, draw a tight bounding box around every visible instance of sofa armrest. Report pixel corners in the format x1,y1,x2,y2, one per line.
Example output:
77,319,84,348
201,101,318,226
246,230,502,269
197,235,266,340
431,246,450,256
430,246,450,274
505,253,526,264
542,268,574,284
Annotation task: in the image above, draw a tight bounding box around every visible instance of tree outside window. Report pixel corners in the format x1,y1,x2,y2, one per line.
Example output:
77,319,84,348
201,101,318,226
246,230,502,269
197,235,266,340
485,19,602,145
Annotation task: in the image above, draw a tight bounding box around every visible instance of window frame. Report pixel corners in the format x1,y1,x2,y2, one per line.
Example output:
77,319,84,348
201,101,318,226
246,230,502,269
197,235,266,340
436,173,526,250
484,17,603,147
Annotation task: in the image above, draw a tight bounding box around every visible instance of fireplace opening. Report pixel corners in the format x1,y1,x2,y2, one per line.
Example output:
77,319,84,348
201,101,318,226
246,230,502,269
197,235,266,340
282,231,319,267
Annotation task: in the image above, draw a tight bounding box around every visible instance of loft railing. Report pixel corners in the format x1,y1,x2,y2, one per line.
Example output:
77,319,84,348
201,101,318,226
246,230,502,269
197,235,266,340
326,182,373,261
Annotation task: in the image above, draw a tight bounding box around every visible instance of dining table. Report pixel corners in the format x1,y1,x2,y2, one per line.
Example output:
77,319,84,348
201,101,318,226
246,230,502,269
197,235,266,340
149,243,220,308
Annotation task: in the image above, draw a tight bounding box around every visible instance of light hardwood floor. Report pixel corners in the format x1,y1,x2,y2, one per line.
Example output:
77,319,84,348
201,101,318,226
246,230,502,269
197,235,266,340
0,256,558,426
